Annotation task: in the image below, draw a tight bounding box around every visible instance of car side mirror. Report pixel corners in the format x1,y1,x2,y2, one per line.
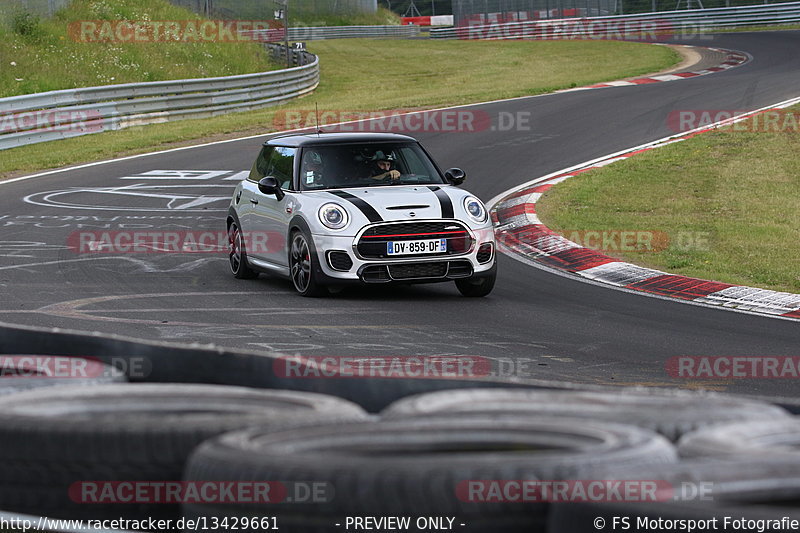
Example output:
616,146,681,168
444,168,466,186
258,176,285,200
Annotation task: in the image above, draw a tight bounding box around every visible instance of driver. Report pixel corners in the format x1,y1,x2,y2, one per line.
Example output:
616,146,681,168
369,151,401,182
302,150,325,187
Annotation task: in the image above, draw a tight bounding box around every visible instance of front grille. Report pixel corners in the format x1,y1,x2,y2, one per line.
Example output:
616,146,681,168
327,251,353,271
357,221,473,259
359,260,473,283
477,243,494,264
361,222,459,237
388,262,448,280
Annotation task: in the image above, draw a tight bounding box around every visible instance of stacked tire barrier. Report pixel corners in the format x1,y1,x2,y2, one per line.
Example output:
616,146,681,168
0,383,369,521
0,44,318,151
1,337,798,531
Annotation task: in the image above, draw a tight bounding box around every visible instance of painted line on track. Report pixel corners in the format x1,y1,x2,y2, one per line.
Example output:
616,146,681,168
488,94,800,321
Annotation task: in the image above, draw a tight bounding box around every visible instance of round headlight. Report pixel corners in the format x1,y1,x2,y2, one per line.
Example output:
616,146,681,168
464,196,487,223
318,203,349,230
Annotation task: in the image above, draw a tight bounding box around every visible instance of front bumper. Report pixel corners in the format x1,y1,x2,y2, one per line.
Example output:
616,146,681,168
312,224,495,284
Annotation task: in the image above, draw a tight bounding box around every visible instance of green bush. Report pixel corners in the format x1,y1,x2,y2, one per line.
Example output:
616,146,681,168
11,11,42,38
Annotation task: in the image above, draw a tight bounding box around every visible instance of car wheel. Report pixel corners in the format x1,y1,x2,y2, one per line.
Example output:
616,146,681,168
455,263,496,297
289,230,326,297
228,220,258,279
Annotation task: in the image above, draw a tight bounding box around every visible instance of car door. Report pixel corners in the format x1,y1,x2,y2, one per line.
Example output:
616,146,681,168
244,145,296,267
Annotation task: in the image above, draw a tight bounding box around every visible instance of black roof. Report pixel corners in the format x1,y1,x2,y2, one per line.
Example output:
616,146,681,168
264,132,417,148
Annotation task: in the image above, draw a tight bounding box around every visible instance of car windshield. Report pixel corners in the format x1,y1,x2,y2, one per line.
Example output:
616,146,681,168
298,142,446,191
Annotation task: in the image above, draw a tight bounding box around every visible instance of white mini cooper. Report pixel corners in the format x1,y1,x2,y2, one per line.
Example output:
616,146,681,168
226,132,496,297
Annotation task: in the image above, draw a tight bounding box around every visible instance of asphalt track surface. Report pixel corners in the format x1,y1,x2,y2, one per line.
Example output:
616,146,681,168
0,32,798,398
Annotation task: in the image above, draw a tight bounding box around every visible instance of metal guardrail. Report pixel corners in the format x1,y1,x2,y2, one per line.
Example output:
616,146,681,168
289,24,420,40
430,1,800,38
246,24,421,41
0,44,318,151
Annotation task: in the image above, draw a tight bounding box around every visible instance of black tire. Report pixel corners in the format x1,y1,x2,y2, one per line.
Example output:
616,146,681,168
548,459,800,532
678,419,800,459
289,230,326,297
228,220,258,279
0,384,367,520
184,415,676,532
455,263,496,297
381,388,790,442
0,355,126,396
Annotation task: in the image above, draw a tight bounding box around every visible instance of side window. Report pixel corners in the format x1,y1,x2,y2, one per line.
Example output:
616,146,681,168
248,146,271,182
248,146,296,190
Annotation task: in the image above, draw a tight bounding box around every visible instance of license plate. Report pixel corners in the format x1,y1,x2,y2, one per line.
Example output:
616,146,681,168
387,238,447,256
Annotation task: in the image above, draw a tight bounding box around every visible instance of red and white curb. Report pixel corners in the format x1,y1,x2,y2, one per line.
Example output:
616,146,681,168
489,95,800,320
559,47,750,92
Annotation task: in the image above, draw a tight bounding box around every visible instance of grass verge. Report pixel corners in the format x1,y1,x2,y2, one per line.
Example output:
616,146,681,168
0,0,273,97
0,38,677,177
291,7,401,27
536,106,800,294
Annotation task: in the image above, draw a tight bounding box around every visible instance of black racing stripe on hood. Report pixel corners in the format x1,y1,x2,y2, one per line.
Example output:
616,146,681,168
428,186,454,219
327,190,382,223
